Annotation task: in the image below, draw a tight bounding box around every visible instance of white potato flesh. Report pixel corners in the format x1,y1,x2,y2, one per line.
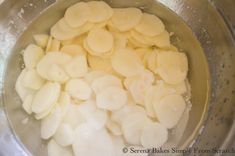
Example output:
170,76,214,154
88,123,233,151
22,94,34,114
46,64,69,83
41,106,62,139
22,69,45,90
36,52,71,80
145,30,170,48
157,51,188,84
63,104,86,128
77,100,97,119
122,112,149,145
23,44,44,69
106,119,122,136
64,2,91,27
140,122,168,148
112,136,126,156
15,69,35,101
57,92,71,117
91,74,122,94
33,34,49,48
73,127,114,156
110,8,142,31
86,28,114,54
87,1,113,22
65,79,92,100
147,50,158,73
48,139,74,156
96,86,127,110
61,44,86,56
87,55,113,73
64,55,88,78
35,102,57,120
111,48,143,77
54,123,75,147
47,39,61,52
111,105,146,125
154,94,186,129
86,109,108,130
144,84,175,118
84,70,107,85
32,82,60,114
112,32,127,50
135,13,165,37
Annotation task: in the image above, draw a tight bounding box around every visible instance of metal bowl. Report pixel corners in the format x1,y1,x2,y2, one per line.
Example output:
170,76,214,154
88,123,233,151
0,0,234,156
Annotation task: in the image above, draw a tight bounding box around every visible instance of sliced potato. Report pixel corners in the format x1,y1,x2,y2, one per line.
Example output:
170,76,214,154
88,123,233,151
48,139,73,156
54,123,74,147
60,44,86,56
22,69,45,90
33,34,49,48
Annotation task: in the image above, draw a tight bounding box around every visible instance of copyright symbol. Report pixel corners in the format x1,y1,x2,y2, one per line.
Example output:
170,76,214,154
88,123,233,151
123,147,128,153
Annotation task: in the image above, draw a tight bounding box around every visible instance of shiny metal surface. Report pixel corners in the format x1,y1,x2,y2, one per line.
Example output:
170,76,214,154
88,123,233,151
0,0,234,156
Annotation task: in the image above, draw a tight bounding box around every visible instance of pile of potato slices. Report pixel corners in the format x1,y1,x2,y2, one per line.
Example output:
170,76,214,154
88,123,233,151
15,1,191,156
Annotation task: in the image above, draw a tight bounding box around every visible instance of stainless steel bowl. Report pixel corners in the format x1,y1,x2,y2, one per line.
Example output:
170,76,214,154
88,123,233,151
0,0,234,156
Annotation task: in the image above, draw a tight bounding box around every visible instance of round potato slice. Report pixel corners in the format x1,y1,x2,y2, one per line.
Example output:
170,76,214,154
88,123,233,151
122,112,149,145
77,100,97,119
41,106,62,139
145,30,170,48
65,79,92,100
87,55,113,73
60,44,86,56
111,48,143,77
154,94,186,129
64,55,88,78
64,2,91,27
48,139,73,156
46,64,69,83
110,8,142,31
23,44,44,69
84,70,107,85
22,69,45,90
135,13,165,37
33,34,49,48
34,102,57,120
36,52,71,80
22,94,34,114
96,86,127,110
140,122,168,148
156,51,188,84
32,82,60,114
73,127,114,156
87,1,113,23
86,28,114,54
86,109,108,130
106,119,122,136
54,123,74,147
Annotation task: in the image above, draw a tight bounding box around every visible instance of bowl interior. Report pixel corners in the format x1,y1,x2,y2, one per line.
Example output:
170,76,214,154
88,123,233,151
3,0,210,155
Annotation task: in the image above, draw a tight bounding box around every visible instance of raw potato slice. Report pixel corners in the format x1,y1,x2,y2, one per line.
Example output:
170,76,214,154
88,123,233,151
144,84,175,118
130,30,152,46
65,79,92,100
87,1,113,22
22,69,45,90
23,44,44,69
36,52,71,80
112,32,127,50
147,50,158,73
106,119,122,136
86,28,114,54
111,48,143,77
64,2,91,27
58,92,71,117
110,8,142,31
97,86,127,110
61,44,86,56
77,100,97,119
135,13,165,37
154,94,186,129
47,64,69,83
63,104,86,128
145,30,170,48
47,38,61,52
135,48,152,61
51,18,94,40
87,55,113,73
91,75,122,94
22,94,34,114
35,102,57,120
41,107,62,139
122,112,149,145
31,82,60,114
64,55,88,78
33,34,49,48
156,51,188,84
86,109,108,130
111,105,146,125
112,136,126,156
140,122,168,148
84,70,107,84
46,36,53,52
73,128,114,156
54,123,74,147
48,139,73,156
15,69,35,101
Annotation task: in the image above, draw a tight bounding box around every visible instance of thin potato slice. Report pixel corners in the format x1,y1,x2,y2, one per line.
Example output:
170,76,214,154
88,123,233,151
54,123,74,147
48,139,73,156
110,8,142,31
87,55,113,73
22,69,45,90
64,2,91,27
60,44,86,56
135,13,165,37
33,34,49,48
